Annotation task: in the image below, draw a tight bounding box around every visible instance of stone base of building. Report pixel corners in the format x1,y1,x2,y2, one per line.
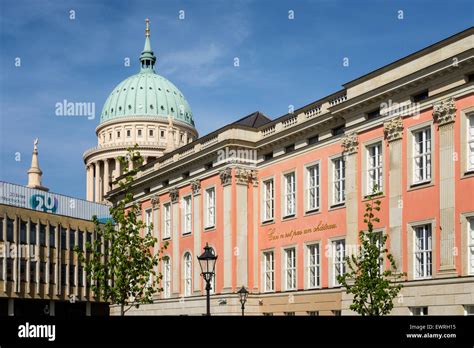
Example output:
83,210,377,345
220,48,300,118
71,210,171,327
341,276,474,316
112,277,474,316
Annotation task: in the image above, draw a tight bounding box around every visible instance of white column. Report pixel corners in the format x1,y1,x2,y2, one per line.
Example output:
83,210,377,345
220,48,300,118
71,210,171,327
86,164,93,201
94,161,101,202
384,117,404,269
220,168,233,292
235,169,249,288
191,181,202,293
433,98,457,275
171,190,179,295
104,159,110,197
342,133,359,247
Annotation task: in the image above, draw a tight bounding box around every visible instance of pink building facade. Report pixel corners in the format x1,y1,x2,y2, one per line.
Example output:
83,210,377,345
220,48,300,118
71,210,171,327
105,27,474,315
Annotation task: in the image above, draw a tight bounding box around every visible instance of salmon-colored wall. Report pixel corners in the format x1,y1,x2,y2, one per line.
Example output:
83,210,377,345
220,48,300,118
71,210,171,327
138,93,474,296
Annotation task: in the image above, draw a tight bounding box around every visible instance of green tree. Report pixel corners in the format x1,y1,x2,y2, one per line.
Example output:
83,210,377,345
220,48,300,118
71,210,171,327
77,145,168,316
337,187,405,316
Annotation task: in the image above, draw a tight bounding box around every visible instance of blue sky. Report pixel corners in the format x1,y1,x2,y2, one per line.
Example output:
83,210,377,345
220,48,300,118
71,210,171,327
0,0,473,199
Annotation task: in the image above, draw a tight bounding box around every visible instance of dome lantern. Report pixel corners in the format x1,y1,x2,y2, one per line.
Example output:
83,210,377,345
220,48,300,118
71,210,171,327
140,18,156,73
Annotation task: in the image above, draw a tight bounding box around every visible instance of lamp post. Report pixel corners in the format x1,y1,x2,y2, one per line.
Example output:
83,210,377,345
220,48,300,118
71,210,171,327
197,243,218,316
237,285,249,316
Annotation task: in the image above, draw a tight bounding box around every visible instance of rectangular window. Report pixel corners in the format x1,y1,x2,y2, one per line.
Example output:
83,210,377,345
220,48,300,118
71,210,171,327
39,262,46,283
306,164,320,212
333,157,345,205
163,258,171,298
264,152,273,161
6,259,13,281
20,259,26,282
468,218,474,275
49,227,56,248
126,129,131,137
284,172,296,217
163,203,171,239
60,226,67,250
145,209,152,235
262,179,274,222
308,135,319,145
332,125,345,136
49,263,55,284
137,129,142,137
78,231,84,250
412,90,429,103
464,305,474,315
285,144,295,154
468,114,474,171
30,222,37,245
285,248,296,290
30,261,37,283
149,129,154,137
40,224,46,246
78,266,84,287
367,108,381,120
6,218,14,242
61,264,67,286
263,251,274,292
205,187,216,228
69,265,75,286
117,131,121,139
69,230,76,250
19,220,27,244
367,143,383,194
333,240,345,287
410,307,428,316
182,196,192,235
413,128,432,184
307,244,320,288
0,217,3,242
414,224,432,279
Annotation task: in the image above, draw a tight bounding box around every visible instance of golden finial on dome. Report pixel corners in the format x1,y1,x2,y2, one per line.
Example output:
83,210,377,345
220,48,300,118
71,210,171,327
145,18,150,37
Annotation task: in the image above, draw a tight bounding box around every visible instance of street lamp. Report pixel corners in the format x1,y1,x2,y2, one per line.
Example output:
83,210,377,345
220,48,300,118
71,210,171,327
197,243,218,316
237,285,249,316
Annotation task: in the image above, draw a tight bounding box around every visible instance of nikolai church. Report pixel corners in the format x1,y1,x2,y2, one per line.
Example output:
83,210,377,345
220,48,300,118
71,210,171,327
84,22,474,316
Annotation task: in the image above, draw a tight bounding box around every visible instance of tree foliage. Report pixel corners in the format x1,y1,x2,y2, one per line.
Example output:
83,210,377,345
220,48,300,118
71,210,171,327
77,145,168,315
337,187,405,316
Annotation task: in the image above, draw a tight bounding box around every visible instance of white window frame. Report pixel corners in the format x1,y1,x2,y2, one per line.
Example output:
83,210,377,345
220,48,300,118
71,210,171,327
306,164,320,212
332,239,345,287
284,247,297,291
163,203,171,239
307,243,320,289
367,142,383,194
468,217,474,275
183,252,192,297
145,209,152,235
468,114,474,172
333,157,345,205
414,224,432,279
263,250,274,292
205,187,216,228
413,127,432,184
283,172,296,217
163,257,171,298
182,195,192,235
262,178,274,222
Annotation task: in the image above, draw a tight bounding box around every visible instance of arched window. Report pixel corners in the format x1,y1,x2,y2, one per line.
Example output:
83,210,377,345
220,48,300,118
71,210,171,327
163,256,171,299
184,252,192,297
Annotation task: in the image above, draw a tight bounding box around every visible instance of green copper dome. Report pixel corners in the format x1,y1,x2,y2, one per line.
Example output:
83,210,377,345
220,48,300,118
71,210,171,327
99,20,194,126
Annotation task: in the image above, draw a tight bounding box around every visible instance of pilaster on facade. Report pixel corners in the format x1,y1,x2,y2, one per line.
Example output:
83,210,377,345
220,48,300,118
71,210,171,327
433,97,457,275
190,180,201,196
342,132,359,247
384,116,404,271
